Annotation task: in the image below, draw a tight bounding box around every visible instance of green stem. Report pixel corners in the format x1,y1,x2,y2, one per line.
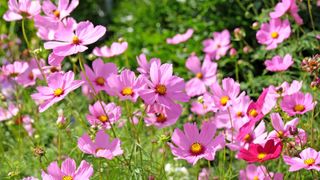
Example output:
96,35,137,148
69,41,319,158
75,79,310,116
21,19,30,49
235,59,239,82
307,0,315,31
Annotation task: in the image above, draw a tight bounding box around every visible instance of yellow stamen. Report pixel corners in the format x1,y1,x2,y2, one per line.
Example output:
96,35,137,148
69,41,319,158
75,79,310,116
243,134,252,142
257,153,266,160
253,176,259,180
53,10,60,18
271,32,279,39
196,72,203,79
62,176,73,180
121,87,134,96
277,130,284,138
190,142,203,155
98,115,108,123
95,77,105,86
155,113,166,123
304,158,315,166
155,84,167,95
53,88,64,96
236,111,244,117
294,104,305,112
249,109,258,118
72,36,80,45
220,96,229,106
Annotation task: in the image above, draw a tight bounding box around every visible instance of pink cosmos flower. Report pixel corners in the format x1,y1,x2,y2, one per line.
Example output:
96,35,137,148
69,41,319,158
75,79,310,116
166,28,194,44
42,0,79,21
136,53,161,77
239,164,283,180
22,115,35,136
2,61,28,81
190,96,211,115
268,113,299,142
256,18,291,50
203,29,231,60
44,21,106,56
270,0,303,25
265,54,293,72
22,176,38,180
81,58,117,93
280,92,315,116
0,103,19,121
3,0,41,21
17,59,45,87
168,122,225,165
144,103,182,128
140,61,190,108
93,41,128,58
237,139,282,163
41,157,93,180
269,80,302,98
185,54,217,97
31,71,83,112
198,168,210,180
107,69,146,102
283,147,320,171
86,101,121,129
209,77,242,110
77,129,123,159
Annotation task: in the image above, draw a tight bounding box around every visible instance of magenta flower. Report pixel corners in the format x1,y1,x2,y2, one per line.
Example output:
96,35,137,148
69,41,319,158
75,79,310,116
140,61,190,108
86,101,121,129
93,41,128,58
265,54,294,72
2,61,28,80
268,113,299,141
270,0,303,25
3,0,41,21
168,122,225,165
136,53,161,77
17,59,45,87
78,129,123,159
283,147,320,171
185,54,217,97
256,18,291,50
280,92,315,116
239,164,283,180
144,103,182,128
42,0,79,21
107,69,146,102
44,21,106,56
81,58,117,93
203,29,231,60
31,71,84,112
41,157,93,180
166,28,194,45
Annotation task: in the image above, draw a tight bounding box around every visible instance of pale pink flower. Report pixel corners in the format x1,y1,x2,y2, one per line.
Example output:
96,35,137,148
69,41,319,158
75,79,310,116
265,54,294,72
280,92,315,116
44,21,106,56
256,18,291,50
22,115,35,136
239,164,283,180
283,147,320,171
41,157,93,180
203,29,231,60
0,103,19,121
2,61,28,81
17,59,45,87
269,80,302,98
166,28,194,44
93,41,128,58
3,0,41,21
268,113,299,142
136,53,161,77
270,0,303,25
78,129,123,159
31,71,84,112
42,0,79,21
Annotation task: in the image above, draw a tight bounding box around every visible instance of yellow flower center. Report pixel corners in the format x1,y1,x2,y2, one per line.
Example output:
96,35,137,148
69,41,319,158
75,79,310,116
253,176,259,180
155,84,167,95
155,113,167,123
196,72,203,79
53,10,60,18
304,158,315,166
277,130,284,138
62,176,73,180
257,153,266,160
190,142,204,155
121,87,134,96
53,88,64,97
271,32,279,39
220,96,229,106
294,104,305,112
243,134,252,142
98,115,108,123
236,111,244,117
95,77,105,86
249,109,258,118
72,36,80,45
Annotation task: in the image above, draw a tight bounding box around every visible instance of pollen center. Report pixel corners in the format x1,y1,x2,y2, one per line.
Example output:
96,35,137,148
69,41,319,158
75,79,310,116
95,77,105,86
304,158,315,166
243,134,252,142
271,32,279,39
121,87,134,96
155,84,167,95
249,109,258,118
294,104,305,112
98,115,109,123
236,111,244,117
53,10,60,18
196,72,203,79
28,72,34,80
220,96,229,106
62,176,73,180
155,113,167,123
253,176,259,180
190,142,204,155
277,130,284,138
72,36,80,45
53,88,64,97
257,153,266,160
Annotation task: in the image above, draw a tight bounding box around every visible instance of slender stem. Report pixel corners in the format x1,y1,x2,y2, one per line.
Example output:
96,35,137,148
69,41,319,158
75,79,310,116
227,107,234,143
58,129,61,163
99,159,103,180
21,19,30,49
34,54,48,84
307,0,315,31
235,59,239,82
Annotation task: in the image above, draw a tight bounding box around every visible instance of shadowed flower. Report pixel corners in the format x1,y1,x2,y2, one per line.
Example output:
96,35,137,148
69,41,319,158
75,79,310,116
2,61,28,81
270,0,303,25
265,54,294,72
283,147,320,172
93,41,128,58
17,59,45,87
166,28,194,44
3,0,41,21
42,0,79,21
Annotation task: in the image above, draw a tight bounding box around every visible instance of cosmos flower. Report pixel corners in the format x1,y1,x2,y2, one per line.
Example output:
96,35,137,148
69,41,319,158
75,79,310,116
283,147,320,172
280,92,315,116
93,41,128,58
3,0,41,21
256,18,291,50
239,164,283,180
17,58,45,87
270,0,303,25
168,122,225,165
77,129,123,159
2,61,28,81
166,28,194,44
136,53,161,77
203,29,231,60
42,0,79,21
264,54,294,72
31,71,83,112
268,113,299,142
41,157,93,180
